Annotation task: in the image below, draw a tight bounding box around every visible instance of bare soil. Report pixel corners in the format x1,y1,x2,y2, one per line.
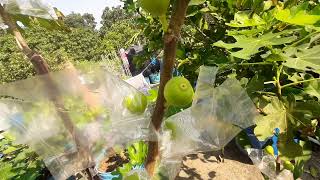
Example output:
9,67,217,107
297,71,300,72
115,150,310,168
176,140,320,180
176,140,264,180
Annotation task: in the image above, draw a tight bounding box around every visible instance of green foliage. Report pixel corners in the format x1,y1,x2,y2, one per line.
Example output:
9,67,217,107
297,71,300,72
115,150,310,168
274,3,320,26
100,6,134,36
25,25,102,62
282,45,320,72
1,3,138,84
101,19,141,52
127,141,148,166
115,141,148,178
214,30,297,60
64,13,96,29
293,159,305,179
123,1,320,178
1,0,320,179
0,133,47,180
0,33,34,83
0,24,104,83
226,11,266,27
254,97,287,141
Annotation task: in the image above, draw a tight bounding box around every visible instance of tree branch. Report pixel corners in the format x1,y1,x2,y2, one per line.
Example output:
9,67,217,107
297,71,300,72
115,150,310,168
0,4,50,75
145,0,190,176
0,4,95,177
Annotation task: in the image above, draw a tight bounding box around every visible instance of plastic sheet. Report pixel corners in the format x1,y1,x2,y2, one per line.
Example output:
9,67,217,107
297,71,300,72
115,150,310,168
0,64,155,180
123,169,149,180
1,0,56,19
158,66,258,178
125,73,151,95
247,148,294,180
162,66,257,154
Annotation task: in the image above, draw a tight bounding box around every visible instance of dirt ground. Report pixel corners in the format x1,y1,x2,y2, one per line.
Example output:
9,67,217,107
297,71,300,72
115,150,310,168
176,141,264,180
176,140,320,180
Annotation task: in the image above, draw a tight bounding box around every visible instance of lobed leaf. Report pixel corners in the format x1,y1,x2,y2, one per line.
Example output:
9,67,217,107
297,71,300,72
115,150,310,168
213,30,297,59
274,5,320,26
227,11,266,27
283,45,320,71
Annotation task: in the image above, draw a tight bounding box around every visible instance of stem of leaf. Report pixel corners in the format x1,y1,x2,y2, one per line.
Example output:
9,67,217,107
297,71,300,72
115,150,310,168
264,81,276,85
238,62,273,66
281,78,320,89
284,31,318,50
255,91,276,96
274,64,283,99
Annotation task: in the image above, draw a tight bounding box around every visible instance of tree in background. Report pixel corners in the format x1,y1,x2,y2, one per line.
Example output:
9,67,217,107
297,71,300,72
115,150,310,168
0,23,103,83
64,12,96,29
101,19,141,52
99,6,133,36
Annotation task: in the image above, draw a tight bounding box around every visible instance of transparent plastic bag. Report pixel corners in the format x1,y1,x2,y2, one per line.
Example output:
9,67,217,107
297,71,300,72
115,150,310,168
161,109,202,160
247,148,294,180
160,66,258,178
123,169,149,180
155,158,182,180
162,65,257,151
125,73,151,95
0,64,155,180
1,0,56,19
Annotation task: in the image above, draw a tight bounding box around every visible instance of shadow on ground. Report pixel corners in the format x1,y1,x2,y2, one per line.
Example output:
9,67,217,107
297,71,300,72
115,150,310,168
175,140,263,180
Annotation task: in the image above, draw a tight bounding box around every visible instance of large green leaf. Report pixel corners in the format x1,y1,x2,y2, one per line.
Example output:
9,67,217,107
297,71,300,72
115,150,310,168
283,45,320,71
0,163,15,180
246,74,268,107
293,101,320,119
274,5,320,26
227,11,266,27
213,30,297,59
304,79,320,100
278,136,312,161
254,98,288,141
254,98,312,161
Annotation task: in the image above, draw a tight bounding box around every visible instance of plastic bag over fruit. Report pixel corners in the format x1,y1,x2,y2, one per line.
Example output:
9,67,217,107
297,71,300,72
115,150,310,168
0,64,155,180
158,66,258,178
247,148,294,180
0,0,56,19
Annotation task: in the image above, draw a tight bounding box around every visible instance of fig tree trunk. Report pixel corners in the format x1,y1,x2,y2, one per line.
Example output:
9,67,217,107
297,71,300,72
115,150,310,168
145,0,190,176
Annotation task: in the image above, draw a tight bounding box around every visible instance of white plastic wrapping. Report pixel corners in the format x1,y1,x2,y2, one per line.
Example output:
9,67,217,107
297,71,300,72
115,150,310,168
158,66,258,179
0,64,155,180
1,0,56,19
247,148,294,180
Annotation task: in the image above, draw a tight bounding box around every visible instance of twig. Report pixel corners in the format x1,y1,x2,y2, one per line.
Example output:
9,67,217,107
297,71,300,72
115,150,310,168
281,78,320,89
274,64,283,98
145,0,190,176
255,91,276,96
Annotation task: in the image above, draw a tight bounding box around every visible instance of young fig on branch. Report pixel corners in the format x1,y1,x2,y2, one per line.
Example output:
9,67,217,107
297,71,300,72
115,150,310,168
164,77,194,108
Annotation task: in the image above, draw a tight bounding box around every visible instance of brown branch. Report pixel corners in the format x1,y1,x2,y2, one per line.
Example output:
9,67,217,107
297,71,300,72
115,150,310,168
0,4,94,176
145,0,190,176
0,4,50,75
